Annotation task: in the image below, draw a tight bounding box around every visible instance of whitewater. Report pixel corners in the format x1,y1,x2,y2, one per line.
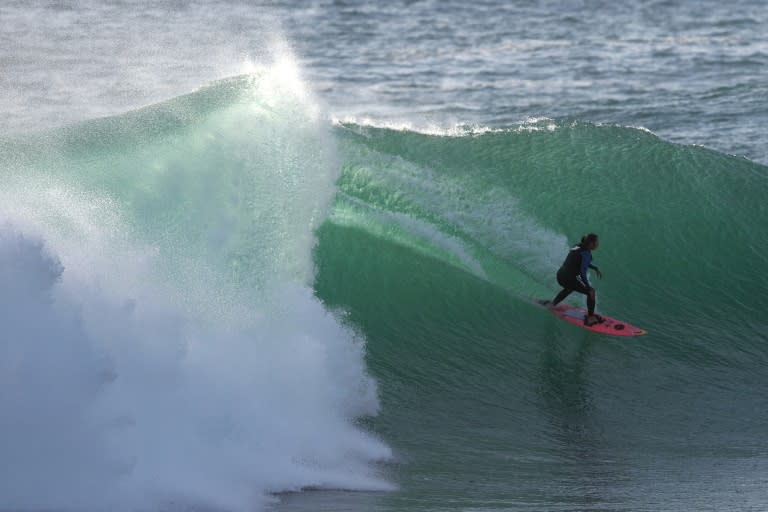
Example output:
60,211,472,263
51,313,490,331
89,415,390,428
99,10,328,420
0,63,393,510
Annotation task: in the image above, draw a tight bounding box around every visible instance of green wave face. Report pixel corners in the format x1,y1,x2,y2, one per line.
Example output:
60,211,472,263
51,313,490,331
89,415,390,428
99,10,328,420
323,121,768,346
314,121,768,509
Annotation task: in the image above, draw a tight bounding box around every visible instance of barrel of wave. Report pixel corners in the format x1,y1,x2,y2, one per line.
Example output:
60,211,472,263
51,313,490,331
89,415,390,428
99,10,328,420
329,120,768,349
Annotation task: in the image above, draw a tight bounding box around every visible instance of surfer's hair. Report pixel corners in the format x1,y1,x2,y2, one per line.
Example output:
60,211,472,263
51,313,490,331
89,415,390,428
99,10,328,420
581,233,599,246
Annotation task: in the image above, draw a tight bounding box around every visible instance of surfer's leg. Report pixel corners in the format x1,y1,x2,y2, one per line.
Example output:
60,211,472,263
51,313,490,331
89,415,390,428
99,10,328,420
587,289,596,315
583,289,605,325
552,288,572,305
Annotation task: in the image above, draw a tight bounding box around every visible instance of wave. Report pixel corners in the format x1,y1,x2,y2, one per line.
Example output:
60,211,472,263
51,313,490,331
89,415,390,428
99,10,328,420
320,119,768,360
3,66,768,511
308,119,768,509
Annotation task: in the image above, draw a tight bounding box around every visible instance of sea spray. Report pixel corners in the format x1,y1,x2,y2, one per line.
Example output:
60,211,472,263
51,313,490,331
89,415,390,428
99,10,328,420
0,61,392,511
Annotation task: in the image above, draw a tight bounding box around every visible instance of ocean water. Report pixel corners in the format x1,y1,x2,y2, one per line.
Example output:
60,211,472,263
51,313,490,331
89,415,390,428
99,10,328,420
1,1,767,511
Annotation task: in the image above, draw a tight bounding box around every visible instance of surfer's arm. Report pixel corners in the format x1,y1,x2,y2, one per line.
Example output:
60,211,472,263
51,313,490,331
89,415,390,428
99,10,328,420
589,263,603,279
579,252,592,287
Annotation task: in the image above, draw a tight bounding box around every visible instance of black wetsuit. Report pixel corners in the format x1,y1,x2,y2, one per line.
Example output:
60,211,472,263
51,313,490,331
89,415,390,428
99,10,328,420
552,244,599,315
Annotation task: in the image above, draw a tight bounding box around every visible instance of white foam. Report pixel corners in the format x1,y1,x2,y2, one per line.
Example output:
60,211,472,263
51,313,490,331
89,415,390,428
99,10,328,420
332,115,563,136
332,116,502,137
0,51,392,511
0,183,392,511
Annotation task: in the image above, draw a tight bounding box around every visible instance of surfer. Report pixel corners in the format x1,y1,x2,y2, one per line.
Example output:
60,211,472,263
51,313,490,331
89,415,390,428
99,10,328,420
549,233,603,326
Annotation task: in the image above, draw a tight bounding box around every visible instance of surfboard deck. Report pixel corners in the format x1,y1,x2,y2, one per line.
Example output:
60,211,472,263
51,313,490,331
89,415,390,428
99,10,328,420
535,299,647,337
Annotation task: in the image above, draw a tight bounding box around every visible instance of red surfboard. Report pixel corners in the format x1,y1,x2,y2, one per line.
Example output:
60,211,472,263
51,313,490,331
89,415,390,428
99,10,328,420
536,299,647,337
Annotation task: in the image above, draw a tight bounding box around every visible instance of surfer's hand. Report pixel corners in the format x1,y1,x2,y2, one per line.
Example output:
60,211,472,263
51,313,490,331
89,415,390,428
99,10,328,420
595,268,603,279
